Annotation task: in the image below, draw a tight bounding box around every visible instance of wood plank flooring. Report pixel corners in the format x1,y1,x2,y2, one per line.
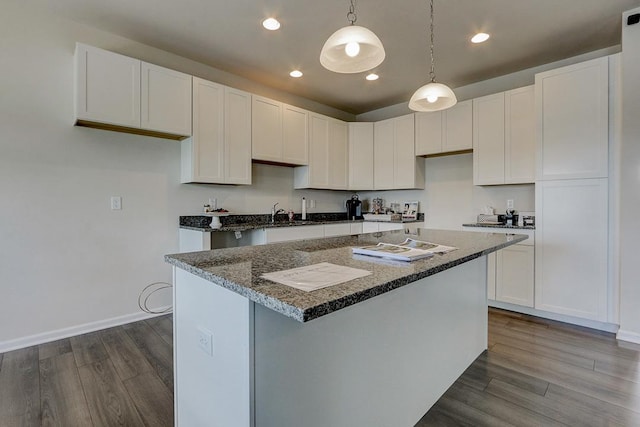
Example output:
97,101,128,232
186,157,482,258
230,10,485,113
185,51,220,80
1,309,639,426
417,308,640,426
0,317,173,427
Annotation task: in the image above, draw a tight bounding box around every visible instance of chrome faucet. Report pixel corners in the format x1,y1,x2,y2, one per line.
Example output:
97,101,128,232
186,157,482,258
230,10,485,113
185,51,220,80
271,203,286,223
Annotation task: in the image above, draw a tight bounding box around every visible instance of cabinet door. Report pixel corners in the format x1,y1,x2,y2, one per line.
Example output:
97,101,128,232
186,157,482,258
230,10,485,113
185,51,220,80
373,119,395,190
535,178,608,321
378,223,404,231
393,114,418,189
75,43,141,128
496,245,534,307
141,62,192,136
225,88,252,185
487,252,497,301
329,119,349,190
415,111,442,155
505,86,535,184
187,77,224,183
282,104,309,165
308,114,330,187
324,223,352,237
348,123,374,190
536,57,609,180
265,225,324,243
362,222,379,233
443,100,473,152
473,93,505,185
252,96,283,162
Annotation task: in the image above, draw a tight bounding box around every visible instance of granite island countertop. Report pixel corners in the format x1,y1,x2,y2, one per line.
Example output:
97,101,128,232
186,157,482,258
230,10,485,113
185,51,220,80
165,228,526,322
462,223,535,230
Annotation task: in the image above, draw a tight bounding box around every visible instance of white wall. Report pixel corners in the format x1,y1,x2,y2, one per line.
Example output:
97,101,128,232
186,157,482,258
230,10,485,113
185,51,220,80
357,47,620,122
360,154,535,230
618,7,640,342
0,1,350,351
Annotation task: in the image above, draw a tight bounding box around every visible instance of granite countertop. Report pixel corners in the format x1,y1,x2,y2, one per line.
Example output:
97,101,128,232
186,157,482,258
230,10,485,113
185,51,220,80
165,228,526,322
462,223,535,230
180,212,424,232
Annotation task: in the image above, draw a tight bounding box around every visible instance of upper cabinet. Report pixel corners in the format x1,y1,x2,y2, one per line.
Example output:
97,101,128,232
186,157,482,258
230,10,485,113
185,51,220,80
74,43,191,140
535,56,609,180
294,113,348,190
141,62,192,136
473,85,535,185
348,122,374,190
252,95,308,166
374,114,424,190
415,100,472,156
181,77,251,185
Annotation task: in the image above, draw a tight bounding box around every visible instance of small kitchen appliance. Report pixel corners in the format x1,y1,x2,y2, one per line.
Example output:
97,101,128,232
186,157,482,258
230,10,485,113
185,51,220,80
346,194,363,220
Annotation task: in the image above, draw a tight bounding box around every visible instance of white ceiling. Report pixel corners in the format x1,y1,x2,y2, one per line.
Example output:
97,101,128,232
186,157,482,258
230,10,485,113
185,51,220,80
36,0,640,114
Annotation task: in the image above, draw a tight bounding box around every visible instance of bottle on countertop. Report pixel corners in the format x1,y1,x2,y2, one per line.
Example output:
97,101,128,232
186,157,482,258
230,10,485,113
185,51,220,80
288,210,294,222
301,197,307,220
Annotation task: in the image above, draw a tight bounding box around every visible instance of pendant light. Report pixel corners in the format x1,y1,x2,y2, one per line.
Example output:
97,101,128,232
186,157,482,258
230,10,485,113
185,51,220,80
409,0,457,112
320,0,385,74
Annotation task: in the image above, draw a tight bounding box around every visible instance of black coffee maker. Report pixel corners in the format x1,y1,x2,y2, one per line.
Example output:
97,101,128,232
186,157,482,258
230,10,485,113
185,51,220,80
346,194,363,220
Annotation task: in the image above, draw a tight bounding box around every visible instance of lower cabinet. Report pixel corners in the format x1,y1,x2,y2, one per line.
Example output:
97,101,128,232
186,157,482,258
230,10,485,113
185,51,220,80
463,227,534,308
496,244,534,307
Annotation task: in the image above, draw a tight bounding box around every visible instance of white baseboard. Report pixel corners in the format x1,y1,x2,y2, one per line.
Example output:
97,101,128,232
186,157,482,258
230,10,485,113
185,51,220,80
489,301,620,333
0,306,172,354
616,329,640,344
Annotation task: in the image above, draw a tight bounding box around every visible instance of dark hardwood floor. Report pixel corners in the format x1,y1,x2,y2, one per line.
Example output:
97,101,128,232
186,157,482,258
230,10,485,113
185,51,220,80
1,308,639,426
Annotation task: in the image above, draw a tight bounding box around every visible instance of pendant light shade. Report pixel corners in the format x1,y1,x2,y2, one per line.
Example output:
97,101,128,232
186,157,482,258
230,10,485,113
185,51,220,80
409,0,457,112
320,1,385,74
409,82,457,111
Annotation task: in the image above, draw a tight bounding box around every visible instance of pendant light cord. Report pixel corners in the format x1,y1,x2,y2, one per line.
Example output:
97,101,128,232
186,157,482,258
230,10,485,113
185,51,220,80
347,0,357,25
429,0,436,83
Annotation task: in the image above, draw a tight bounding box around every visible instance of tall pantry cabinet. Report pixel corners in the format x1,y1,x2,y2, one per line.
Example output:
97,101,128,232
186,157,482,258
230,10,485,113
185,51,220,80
534,56,615,322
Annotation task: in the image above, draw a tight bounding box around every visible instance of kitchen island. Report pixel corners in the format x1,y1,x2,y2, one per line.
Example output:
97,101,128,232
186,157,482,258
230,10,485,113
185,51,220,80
165,228,526,427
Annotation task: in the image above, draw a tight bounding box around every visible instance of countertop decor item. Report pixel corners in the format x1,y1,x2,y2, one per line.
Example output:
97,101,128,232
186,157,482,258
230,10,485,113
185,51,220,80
319,0,385,73
408,0,457,112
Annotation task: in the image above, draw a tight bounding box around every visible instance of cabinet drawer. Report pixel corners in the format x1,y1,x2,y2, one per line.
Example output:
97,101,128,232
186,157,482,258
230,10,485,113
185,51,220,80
265,225,324,243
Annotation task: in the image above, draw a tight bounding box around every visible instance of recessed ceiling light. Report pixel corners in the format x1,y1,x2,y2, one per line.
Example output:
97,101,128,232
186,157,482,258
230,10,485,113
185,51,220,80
471,32,490,43
365,73,379,81
262,18,281,31
289,70,303,78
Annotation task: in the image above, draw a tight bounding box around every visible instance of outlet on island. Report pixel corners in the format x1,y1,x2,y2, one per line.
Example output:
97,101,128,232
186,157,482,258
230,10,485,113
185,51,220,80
197,326,214,357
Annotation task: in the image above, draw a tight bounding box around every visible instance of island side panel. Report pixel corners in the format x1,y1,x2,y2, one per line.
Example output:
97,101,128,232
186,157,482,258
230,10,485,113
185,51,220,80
253,257,488,427
173,268,254,427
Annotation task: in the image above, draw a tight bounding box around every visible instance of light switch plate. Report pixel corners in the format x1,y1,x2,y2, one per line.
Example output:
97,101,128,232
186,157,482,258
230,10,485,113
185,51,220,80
110,196,122,210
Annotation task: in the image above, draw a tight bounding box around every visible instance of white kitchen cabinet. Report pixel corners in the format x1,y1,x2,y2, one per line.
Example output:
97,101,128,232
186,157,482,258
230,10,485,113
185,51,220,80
283,104,309,165
181,78,251,184
487,252,497,300
294,113,348,190
415,100,473,156
505,86,536,184
362,222,405,233
252,95,308,165
141,62,192,137
348,123,374,190
535,56,609,180
75,43,141,129
473,93,505,185
265,225,325,243
323,222,362,237
535,178,608,321
374,114,424,190
252,96,282,162
496,245,534,307
462,226,534,307
224,87,253,184
473,86,535,185
75,43,191,140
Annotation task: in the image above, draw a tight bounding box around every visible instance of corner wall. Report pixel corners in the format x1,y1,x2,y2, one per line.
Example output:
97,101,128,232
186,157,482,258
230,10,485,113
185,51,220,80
617,7,640,343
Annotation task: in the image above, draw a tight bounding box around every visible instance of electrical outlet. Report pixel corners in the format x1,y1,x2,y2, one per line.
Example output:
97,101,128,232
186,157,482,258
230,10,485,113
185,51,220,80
507,199,514,209
309,199,316,208
110,196,122,210
197,327,214,356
